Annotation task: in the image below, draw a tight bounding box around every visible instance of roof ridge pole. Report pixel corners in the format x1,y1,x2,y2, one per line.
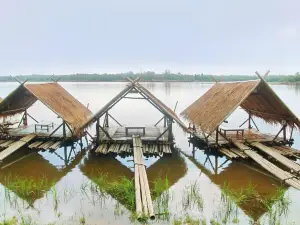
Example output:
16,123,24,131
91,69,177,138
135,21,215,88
255,70,270,81
210,75,218,83
10,75,28,85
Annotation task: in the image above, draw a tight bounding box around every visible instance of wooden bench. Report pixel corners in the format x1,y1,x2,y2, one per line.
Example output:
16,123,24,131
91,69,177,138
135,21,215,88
35,123,54,132
125,127,145,136
219,127,244,137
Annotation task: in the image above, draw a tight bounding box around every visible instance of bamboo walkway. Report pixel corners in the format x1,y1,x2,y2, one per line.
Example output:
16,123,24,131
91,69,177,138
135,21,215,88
133,135,155,219
28,140,61,151
0,134,36,162
250,142,300,174
232,140,300,190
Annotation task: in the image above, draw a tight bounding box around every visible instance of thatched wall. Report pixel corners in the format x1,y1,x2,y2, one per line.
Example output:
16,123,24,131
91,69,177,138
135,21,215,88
25,83,93,133
181,79,300,135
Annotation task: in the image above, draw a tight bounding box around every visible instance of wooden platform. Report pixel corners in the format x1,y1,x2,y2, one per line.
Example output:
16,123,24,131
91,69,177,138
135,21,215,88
232,140,300,190
250,142,300,174
5,124,72,139
193,128,285,147
95,142,172,156
99,126,170,143
0,134,36,161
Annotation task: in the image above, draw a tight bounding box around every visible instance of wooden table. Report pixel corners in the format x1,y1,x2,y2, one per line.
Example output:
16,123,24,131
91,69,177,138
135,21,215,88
35,123,54,132
125,127,146,136
219,127,244,137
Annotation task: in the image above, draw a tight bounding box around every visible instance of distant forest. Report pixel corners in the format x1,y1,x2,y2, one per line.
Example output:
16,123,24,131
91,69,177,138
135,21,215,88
1,71,300,83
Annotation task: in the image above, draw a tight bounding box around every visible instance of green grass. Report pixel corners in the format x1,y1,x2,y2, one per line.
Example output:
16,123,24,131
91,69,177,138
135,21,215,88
182,181,203,211
152,176,171,218
173,215,201,225
0,217,18,225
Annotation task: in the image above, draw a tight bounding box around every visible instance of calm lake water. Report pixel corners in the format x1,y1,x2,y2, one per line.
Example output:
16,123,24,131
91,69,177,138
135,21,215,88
0,82,300,225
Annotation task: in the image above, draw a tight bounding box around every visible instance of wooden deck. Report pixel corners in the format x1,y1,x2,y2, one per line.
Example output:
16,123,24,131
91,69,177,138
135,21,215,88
5,124,72,139
95,142,172,156
232,140,300,190
193,128,285,147
0,134,36,161
99,126,170,143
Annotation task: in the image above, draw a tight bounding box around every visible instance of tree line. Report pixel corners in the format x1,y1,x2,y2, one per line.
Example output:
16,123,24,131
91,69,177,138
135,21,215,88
0,71,300,83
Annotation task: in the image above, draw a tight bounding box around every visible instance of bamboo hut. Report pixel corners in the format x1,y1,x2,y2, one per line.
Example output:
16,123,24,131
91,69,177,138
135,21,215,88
181,74,300,189
0,82,92,140
82,78,188,156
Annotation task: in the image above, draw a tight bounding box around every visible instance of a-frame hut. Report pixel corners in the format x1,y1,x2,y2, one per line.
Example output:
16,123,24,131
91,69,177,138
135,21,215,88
81,78,188,156
0,81,92,162
181,74,300,189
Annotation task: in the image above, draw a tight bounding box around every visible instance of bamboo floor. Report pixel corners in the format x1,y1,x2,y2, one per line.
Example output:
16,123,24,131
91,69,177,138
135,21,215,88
0,134,36,161
99,126,170,143
232,140,300,190
5,124,72,139
95,142,172,156
193,128,285,147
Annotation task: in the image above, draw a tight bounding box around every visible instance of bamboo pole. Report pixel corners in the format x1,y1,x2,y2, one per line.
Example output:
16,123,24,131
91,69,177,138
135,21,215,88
133,136,142,216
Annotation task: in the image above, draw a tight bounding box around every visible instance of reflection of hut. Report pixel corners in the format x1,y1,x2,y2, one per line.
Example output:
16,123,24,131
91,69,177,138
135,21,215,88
80,151,187,208
0,82,92,140
183,152,286,221
0,147,85,206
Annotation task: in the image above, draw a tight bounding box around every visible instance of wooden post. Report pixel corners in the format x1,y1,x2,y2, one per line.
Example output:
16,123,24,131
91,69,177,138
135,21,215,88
62,120,66,139
248,113,252,129
216,126,219,145
96,118,100,145
105,112,109,127
163,117,167,128
283,124,287,141
168,118,173,142
23,109,28,126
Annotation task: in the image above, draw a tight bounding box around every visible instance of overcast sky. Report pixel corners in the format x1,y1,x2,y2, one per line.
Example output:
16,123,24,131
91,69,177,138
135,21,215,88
0,0,299,75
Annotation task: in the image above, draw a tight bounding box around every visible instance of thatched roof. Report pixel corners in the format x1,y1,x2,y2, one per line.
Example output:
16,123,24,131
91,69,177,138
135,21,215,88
181,78,300,135
0,82,92,134
25,83,92,132
80,79,188,131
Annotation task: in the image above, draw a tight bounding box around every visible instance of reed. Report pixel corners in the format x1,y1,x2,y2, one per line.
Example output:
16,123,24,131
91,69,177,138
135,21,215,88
182,181,203,211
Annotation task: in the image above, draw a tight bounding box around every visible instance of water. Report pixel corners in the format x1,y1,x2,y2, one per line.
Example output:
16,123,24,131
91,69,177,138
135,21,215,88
0,82,300,225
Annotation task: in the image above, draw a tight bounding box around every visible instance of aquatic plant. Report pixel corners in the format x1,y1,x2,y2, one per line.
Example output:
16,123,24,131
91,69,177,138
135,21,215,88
173,215,201,225
0,217,17,225
182,181,204,211
152,176,171,219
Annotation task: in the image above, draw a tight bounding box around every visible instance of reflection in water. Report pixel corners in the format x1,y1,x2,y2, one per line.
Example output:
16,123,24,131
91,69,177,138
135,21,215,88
80,150,187,210
0,145,85,206
183,148,286,223
164,82,171,96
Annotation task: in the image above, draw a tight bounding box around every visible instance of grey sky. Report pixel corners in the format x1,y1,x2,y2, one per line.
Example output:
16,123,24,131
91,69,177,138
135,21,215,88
0,0,299,75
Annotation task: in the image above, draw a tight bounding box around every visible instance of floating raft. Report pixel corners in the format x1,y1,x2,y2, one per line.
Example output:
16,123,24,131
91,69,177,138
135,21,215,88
133,135,154,219
250,142,300,173
0,134,36,161
232,140,300,190
95,143,172,155
28,140,62,151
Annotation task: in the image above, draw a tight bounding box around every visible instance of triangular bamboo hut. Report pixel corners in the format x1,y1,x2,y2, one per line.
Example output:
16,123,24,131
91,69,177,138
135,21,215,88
181,73,300,147
181,72,300,189
80,78,188,152
0,82,92,140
